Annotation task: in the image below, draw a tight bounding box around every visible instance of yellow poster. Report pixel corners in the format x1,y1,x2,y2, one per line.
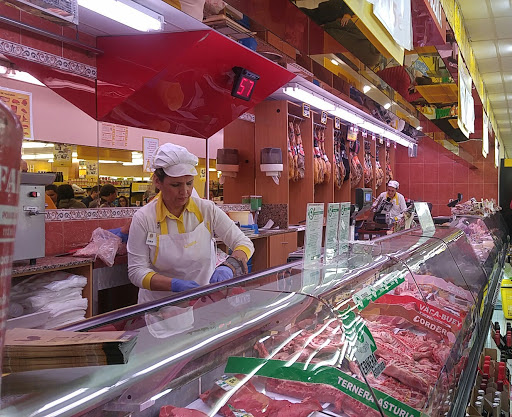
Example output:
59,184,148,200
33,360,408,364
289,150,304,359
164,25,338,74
53,144,72,167
0,86,33,139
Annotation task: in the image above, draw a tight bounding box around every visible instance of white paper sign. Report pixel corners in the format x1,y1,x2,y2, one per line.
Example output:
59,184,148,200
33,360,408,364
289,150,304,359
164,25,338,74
368,0,413,50
414,202,435,234
304,203,324,266
143,137,159,173
325,203,341,262
337,202,351,254
482,112,489,158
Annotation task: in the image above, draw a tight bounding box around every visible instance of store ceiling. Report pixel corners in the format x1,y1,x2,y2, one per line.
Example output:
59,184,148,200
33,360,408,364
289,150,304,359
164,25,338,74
458,0,512,155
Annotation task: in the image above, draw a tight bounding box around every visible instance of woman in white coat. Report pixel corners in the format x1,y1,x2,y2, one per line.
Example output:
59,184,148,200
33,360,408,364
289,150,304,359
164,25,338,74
371,180,407,221
127,143,254,304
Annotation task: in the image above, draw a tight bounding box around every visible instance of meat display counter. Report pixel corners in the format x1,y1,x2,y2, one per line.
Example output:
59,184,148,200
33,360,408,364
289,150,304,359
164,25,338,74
0,223,504,417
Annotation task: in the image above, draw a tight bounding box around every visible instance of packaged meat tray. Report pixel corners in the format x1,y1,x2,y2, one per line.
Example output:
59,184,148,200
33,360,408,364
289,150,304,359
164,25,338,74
0,215,507,417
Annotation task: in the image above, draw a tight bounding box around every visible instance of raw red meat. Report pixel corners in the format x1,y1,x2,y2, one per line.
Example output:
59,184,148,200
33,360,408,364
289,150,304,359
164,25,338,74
201,379,270,417
264,378,380,417
159,405,208,417
201,377,321,417
267,397,321,417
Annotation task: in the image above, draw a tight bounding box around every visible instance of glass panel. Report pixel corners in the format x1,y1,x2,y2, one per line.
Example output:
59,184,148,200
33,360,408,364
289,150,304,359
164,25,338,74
450,215,501,269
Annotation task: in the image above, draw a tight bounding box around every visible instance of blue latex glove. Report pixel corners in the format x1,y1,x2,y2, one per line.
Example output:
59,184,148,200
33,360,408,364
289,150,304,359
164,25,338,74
109,227,129,244
171,278,200,292
209,266,234,283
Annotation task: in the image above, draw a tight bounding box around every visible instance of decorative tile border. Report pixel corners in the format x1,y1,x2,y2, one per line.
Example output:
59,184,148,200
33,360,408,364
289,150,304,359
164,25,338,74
218,204,251,213
0,39,97,79
46,207,138,222
46,204,251,221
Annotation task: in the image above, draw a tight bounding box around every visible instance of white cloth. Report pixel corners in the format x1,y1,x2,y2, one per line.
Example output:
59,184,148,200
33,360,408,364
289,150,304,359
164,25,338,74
127,197,254,304
153,143,198,177
372,191,407,219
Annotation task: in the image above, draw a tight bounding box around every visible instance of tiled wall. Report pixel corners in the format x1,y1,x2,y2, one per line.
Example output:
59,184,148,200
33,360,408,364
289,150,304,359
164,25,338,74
46,217,131,256
0,3,96,67
45,204,255,256
395,137,498,217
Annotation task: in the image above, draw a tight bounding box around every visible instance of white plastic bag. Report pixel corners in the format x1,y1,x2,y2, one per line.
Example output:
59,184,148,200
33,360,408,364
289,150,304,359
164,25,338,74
74,228,122,267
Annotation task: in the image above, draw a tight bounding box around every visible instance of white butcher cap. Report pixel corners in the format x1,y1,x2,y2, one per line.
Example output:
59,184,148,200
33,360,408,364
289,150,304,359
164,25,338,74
388,180,399,189
153,143,198,177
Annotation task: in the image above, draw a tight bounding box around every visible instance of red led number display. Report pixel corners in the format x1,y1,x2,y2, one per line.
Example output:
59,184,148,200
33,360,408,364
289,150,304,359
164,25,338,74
236,77,255,98
231,67,259,101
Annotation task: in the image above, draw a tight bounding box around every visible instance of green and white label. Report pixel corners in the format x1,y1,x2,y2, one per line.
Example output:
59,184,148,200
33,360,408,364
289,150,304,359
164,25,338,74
215,375,240,391
337,202,351,254
304,203,324,266
325,203,341,262
228,405,254,417
352,270,406,310
339,307,385,378
225,357,420,417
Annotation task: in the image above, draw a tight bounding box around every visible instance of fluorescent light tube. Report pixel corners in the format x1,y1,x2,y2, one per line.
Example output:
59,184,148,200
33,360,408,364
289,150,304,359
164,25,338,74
359,121,385,135
22,153,54,160
384,131,411,147
78,0,163,32
363,85,371,93
283,86,336,111
22,142,54,149
329,107,363,125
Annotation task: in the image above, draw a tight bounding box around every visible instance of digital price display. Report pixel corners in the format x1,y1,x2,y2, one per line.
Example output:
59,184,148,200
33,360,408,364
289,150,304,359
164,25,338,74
231,67,260,101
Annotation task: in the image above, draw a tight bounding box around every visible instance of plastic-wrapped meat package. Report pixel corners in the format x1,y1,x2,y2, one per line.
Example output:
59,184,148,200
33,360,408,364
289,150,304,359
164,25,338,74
160,406,208,417
74,227,122,267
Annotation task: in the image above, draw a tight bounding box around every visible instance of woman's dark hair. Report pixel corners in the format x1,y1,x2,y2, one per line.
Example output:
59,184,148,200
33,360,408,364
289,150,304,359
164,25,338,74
153,168,167,182
45,184,57,193
118,196,129,206
99,184,117,197
56,184,75,201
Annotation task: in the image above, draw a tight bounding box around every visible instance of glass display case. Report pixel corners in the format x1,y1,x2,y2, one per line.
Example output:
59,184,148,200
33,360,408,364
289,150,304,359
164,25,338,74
0,222,505,417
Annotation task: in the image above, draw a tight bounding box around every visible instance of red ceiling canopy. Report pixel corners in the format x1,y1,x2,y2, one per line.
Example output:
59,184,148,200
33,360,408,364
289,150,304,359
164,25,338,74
10,29,295,139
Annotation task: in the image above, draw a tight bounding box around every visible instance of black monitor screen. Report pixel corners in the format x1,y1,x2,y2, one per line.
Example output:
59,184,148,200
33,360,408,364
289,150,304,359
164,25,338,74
355,188,372,209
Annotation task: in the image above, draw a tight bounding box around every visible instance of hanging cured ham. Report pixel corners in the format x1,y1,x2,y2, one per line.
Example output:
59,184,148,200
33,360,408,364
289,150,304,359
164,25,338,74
350,141,363,188
287,122,295,180
334,131,344,189
363,142,373,186
375,160,384,188
295,123,305,180
386,148,393,184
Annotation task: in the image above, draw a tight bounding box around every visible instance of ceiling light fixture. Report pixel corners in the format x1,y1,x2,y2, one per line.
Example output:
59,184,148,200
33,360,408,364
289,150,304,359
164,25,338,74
283,85,336,111
22,142,54,149
331,59,339,66
78,0,164,32
282,82,416,148
363,85,371,94
384,103,391,110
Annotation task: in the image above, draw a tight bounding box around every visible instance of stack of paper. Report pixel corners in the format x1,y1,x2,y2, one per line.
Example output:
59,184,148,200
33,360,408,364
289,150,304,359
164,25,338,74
3,328,138,372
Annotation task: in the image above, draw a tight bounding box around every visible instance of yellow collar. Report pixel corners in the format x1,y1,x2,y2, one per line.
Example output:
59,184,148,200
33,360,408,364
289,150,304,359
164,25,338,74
386,192,399,204
155,193,202,223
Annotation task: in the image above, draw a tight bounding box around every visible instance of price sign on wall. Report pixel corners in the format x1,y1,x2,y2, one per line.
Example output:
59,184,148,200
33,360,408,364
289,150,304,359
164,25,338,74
302,103,311,118
143,137,159,173
0,87,33,140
